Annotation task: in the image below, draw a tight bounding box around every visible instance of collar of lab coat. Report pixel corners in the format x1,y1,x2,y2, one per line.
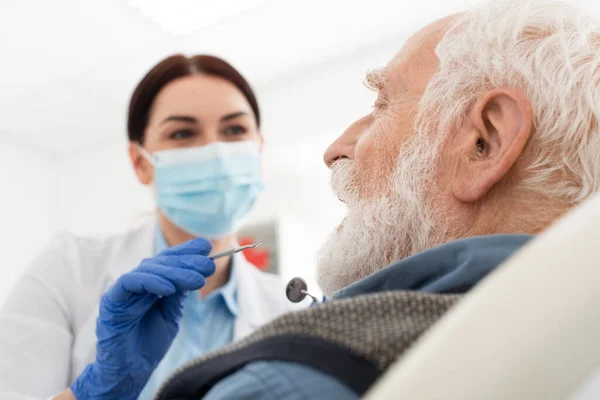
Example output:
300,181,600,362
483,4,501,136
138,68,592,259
333,234,534,299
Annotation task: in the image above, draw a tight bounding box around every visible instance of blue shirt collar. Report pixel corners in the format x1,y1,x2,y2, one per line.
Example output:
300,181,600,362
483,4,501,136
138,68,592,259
154,225,239,317
333,234,534,299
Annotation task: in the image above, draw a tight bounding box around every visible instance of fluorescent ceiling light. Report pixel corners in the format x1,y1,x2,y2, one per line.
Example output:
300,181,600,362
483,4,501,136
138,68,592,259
124,0,273,36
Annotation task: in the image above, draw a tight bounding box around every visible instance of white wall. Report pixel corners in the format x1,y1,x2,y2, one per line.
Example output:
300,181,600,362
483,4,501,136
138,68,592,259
0,136,58,304
55,137,154,235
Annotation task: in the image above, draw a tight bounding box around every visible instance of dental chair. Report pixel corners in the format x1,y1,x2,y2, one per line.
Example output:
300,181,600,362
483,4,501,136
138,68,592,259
365,192,600,400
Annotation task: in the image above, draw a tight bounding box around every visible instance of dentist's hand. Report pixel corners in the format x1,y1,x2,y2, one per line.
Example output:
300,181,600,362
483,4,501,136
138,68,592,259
70,237,215,400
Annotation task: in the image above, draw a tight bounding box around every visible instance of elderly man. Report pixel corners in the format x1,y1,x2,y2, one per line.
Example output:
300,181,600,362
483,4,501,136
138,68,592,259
57,0,600,399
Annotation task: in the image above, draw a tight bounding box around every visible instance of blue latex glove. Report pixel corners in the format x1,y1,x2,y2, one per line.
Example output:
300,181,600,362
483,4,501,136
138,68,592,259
70,237,215,400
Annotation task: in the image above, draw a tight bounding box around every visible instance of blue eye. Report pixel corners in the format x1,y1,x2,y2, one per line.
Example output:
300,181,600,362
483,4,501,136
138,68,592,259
224,125,247,136
170,129,195,140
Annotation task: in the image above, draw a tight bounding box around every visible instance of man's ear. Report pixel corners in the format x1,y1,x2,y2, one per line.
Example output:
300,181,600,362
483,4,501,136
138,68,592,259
128,142,154,185
452,88,532,202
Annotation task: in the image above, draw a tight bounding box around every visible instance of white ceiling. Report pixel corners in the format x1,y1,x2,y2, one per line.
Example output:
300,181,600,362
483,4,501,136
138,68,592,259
2,0,599,157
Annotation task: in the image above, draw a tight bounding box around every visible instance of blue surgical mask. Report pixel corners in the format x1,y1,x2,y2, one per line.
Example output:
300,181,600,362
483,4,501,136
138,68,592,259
138,141,264,238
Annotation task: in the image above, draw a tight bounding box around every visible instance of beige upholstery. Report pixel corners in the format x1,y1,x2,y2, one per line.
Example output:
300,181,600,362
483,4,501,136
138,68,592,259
364,192,600,400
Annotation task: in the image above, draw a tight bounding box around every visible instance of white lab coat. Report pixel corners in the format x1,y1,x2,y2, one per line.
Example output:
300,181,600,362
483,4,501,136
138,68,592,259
0,220,300,399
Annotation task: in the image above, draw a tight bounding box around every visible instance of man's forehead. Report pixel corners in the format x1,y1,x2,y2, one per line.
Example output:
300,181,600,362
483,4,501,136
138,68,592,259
381,15,460,95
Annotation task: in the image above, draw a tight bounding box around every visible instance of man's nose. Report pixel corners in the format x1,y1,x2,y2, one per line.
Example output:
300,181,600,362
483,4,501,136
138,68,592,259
323,115,372,167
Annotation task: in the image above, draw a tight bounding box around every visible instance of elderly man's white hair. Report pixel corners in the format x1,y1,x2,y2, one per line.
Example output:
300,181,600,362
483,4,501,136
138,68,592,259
317,0,600,297
428,0,600,202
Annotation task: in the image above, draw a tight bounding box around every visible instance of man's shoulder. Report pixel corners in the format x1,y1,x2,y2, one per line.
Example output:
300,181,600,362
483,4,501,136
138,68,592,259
203,360,358,400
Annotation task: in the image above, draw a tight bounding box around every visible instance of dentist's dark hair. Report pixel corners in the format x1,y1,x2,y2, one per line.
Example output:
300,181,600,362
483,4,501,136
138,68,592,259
127,54,261,144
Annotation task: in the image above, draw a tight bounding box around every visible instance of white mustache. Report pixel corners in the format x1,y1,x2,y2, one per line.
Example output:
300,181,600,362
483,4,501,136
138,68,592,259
330,159,359,205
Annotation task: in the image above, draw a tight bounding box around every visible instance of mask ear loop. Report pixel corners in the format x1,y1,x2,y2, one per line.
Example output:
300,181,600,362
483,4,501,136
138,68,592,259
135,142,156,166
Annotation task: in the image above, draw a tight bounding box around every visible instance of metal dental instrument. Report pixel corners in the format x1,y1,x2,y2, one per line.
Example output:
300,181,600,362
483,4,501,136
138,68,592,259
286,277,319,303
209,241,263,260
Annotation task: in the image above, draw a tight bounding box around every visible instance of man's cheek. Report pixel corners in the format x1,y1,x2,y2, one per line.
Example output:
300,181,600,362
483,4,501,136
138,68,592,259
355,161,390,199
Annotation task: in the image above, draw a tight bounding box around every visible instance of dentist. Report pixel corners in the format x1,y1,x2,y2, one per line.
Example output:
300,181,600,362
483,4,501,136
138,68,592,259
0,54,299,400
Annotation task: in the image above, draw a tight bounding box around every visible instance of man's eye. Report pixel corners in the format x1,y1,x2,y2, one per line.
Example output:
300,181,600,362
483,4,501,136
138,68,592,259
372,101,387,116
169,129,194,140
374,97,388,111
224,125,247,136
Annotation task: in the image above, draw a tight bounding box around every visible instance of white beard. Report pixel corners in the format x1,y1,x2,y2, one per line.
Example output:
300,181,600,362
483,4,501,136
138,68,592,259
316,133,444,298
